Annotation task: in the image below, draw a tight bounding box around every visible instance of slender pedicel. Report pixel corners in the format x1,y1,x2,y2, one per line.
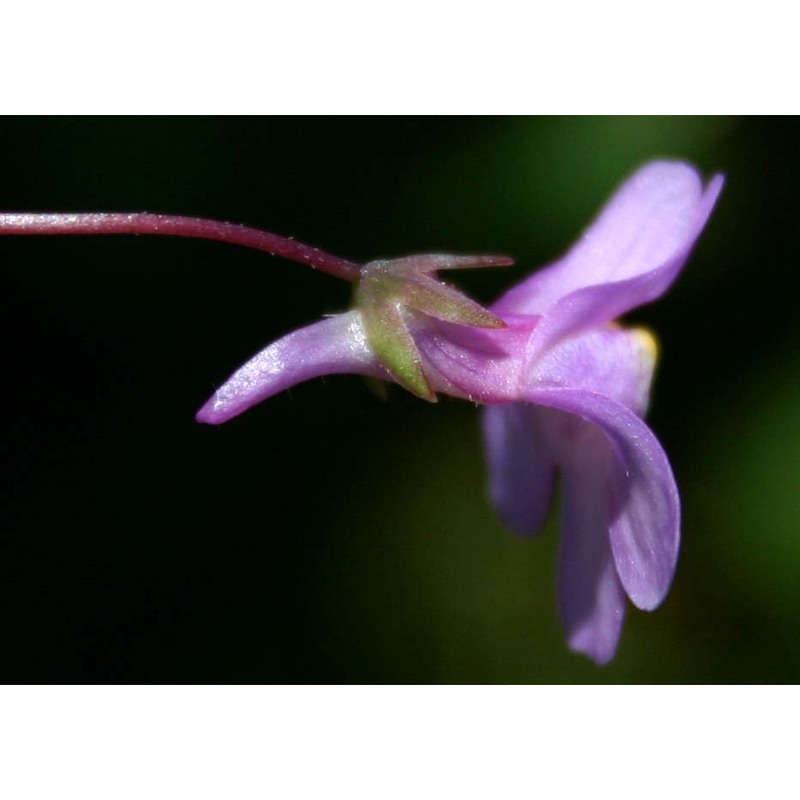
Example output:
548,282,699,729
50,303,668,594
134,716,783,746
0,212,362,282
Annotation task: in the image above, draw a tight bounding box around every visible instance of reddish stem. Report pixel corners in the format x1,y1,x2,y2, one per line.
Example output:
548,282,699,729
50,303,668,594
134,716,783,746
0,212,362,282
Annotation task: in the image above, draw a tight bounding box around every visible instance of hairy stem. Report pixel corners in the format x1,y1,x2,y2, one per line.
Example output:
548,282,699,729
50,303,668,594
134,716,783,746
0,212,362,282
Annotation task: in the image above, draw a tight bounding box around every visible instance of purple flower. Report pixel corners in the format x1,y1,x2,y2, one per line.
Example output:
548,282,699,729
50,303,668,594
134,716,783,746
195,161,723,664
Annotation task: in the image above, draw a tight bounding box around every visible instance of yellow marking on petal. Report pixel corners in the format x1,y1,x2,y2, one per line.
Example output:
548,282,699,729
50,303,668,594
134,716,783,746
632,326,659,369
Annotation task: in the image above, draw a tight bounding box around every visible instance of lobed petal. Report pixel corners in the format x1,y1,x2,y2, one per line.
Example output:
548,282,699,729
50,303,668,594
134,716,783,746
558,431,627,665
196,311,385,424
525,388,680,610
481,403,556,537
494,162,724,351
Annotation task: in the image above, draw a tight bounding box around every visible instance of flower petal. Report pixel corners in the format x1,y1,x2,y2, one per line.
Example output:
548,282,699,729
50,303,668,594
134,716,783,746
524,388,680,610
413,314,538,403
558,432,627,664
525,326,658,416
494,161,724,349
481,403,556,537
196,310,384,424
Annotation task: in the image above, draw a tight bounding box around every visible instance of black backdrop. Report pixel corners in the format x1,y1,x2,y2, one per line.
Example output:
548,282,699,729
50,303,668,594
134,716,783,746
1,117,798,682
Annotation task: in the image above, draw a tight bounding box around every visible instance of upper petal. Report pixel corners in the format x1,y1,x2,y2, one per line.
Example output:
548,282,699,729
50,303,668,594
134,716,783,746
525,387,680,610
196,310,385,424
493,161,724,349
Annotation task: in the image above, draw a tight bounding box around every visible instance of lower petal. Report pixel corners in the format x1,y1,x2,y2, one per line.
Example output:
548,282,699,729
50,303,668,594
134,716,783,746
481,403,556,537
558,436,627,665
525,388,680,610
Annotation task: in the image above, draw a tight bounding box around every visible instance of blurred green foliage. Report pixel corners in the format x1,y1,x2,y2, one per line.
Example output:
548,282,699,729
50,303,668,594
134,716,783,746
0,117,797,682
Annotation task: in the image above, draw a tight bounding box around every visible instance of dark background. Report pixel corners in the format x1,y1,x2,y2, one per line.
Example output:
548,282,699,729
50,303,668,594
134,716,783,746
0,117,797,683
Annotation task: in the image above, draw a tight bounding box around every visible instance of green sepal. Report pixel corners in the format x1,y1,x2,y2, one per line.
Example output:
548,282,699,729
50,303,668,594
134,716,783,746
381,273,506,329
359,293,436,402
354,253,513,402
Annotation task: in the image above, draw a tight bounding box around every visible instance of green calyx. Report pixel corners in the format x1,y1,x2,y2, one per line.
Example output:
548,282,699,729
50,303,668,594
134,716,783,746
354,254,512,401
